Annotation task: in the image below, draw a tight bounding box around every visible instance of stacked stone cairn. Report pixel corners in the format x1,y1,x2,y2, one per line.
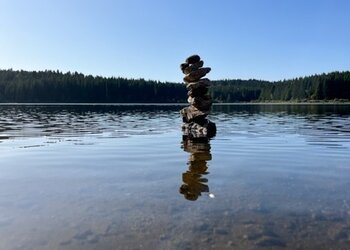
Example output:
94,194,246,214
180,55,216,139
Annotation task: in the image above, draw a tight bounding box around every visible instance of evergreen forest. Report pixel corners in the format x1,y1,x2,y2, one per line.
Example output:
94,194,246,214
0,69,349,103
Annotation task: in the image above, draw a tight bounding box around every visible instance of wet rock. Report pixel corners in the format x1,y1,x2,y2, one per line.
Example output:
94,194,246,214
186,54,201,64
182,120,216,139
214,228,229,235
243,232,263,241
183,67,211,83
182,122,208,139
328,224,350,241
194,222,210,232
180,106,209,123
255,236,287,247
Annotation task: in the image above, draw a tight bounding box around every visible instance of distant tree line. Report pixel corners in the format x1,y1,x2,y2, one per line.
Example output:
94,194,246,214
0,70,186,103
211,71,350,102
0,69,349,103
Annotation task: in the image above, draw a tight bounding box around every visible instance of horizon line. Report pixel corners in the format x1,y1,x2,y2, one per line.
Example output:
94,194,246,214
1,67,349,84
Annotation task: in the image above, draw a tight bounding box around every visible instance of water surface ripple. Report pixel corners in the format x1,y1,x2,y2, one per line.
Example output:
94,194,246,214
0,104,350,250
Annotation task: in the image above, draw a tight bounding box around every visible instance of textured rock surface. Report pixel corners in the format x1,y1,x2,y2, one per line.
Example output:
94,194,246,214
188,95,213,111
183,60,204,74
180,106,209,123
180,55,216,139
183,67,211,83
186,78,210,90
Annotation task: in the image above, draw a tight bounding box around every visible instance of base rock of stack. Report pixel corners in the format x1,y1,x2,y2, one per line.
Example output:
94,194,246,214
182,120,216,139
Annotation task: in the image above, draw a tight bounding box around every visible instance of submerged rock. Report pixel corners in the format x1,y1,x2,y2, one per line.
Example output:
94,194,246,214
182,119,216,139
255,236,286,247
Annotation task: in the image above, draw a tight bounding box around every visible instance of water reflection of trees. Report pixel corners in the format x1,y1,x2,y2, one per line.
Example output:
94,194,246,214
212,104,350,116
179,138,212,201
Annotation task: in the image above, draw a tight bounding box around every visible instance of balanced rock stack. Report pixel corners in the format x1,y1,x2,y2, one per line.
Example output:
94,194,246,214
180,55,216,139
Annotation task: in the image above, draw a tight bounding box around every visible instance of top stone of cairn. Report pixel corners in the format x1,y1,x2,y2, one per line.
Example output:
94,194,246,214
186,55,201,64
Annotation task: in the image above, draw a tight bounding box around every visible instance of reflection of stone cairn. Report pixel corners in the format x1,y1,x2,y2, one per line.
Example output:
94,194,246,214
180,55,216,139
179,138,212,201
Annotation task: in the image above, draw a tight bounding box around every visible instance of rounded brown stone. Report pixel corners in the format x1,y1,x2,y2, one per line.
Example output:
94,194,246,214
186,55,201,64
180,63,189,72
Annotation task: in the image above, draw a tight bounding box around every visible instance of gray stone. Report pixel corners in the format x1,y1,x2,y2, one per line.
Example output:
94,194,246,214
183,67,211,83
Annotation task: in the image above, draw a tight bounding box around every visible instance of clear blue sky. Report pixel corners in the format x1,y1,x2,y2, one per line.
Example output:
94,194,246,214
0,0,349,82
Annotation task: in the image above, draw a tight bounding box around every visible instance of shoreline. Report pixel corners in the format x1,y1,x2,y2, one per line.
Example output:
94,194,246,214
0,102,350,106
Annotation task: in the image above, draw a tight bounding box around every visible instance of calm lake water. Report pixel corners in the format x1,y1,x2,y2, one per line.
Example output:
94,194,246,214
1,104,350,250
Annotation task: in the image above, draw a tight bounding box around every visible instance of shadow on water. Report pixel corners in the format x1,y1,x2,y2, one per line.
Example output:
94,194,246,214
179,137,212,201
